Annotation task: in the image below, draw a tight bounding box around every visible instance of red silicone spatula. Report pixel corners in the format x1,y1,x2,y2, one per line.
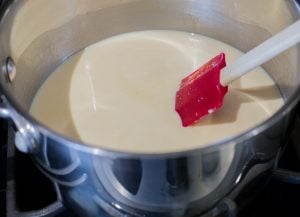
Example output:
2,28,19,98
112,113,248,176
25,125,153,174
176,20,300,127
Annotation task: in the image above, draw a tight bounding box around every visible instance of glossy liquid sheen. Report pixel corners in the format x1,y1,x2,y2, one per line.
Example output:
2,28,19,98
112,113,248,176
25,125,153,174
30,30,283,153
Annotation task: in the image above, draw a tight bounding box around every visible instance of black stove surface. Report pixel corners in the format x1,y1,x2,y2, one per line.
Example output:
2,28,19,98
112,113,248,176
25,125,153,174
0,119,8,217
240,141,300,217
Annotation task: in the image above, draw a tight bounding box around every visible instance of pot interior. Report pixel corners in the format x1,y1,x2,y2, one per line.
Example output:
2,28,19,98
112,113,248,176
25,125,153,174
0,0,299,129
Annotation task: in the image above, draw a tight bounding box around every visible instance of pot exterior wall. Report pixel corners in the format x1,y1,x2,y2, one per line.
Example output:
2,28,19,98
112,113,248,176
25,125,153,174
31,111,291,217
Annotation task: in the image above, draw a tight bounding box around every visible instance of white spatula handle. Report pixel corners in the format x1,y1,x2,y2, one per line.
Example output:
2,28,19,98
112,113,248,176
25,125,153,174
221,20,300,86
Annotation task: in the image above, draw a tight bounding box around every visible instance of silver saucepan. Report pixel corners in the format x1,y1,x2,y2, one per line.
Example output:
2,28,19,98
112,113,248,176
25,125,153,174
0,0,299,216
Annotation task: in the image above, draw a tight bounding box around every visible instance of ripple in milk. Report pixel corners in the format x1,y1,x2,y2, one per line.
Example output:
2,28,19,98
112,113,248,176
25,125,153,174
30,30,283,153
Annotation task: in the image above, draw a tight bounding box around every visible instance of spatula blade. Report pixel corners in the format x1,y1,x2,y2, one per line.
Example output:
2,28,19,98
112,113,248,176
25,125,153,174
175,53,228,127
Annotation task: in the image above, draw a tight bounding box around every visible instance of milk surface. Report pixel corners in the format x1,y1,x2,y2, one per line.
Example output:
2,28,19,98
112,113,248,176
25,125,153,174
30,30,283,153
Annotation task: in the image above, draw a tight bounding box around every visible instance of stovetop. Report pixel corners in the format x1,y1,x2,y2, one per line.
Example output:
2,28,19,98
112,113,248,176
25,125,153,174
1,114,300,217
0,118,7,217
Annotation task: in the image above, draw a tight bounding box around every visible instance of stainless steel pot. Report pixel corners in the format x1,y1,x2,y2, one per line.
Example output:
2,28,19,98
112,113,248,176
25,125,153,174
0,0,299,216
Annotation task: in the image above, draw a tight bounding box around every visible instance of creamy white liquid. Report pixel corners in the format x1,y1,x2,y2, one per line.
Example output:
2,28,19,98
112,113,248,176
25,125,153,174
30,30,283,153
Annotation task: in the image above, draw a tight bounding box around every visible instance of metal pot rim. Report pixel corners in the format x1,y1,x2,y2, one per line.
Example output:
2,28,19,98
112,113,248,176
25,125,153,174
0,0,299,158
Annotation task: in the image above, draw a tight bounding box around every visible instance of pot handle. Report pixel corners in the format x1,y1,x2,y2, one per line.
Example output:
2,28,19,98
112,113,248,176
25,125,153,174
272,169,300,184
0,95,40,153
272,103,300,184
